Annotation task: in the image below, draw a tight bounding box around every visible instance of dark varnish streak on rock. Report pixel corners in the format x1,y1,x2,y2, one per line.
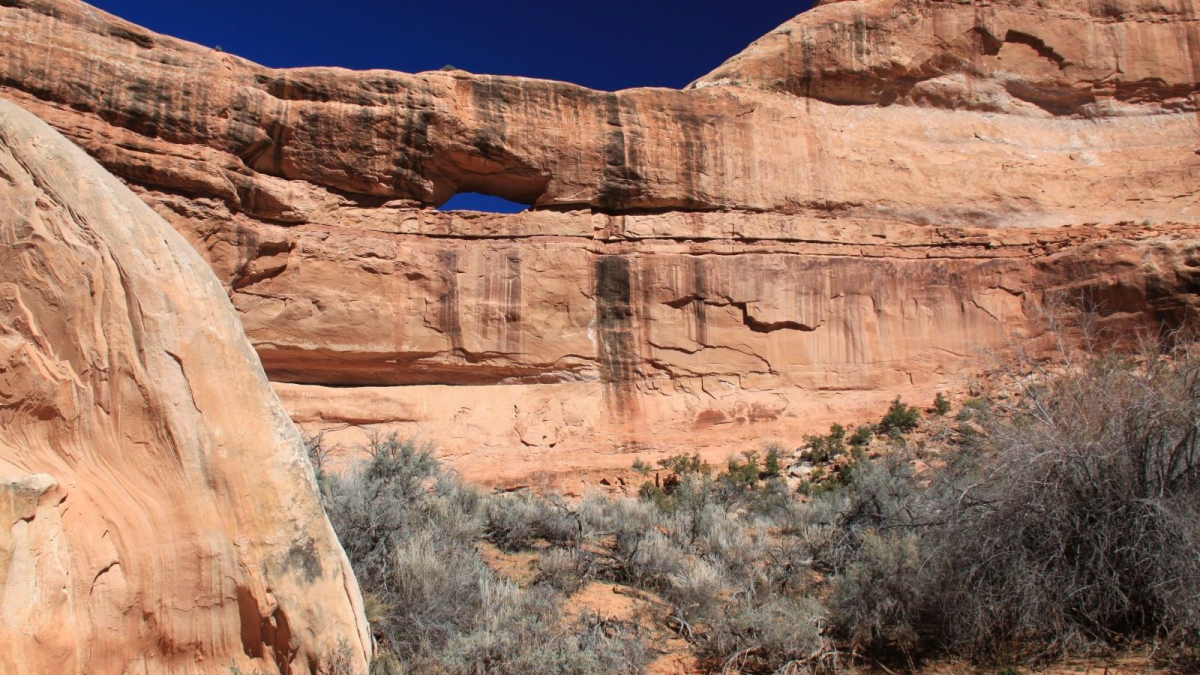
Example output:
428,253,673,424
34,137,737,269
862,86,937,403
692,258,709,347
596,255,637,412
597,94,643,211
504,250,523,353
437,249,463,353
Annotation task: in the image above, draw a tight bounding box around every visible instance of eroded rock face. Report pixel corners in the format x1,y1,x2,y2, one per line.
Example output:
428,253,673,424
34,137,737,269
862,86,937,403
0,0,1197,486
0,100,370,674
697,0,1200,116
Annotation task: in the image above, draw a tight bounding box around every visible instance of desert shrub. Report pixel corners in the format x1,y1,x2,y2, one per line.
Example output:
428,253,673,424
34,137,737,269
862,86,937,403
324,436,482,594
668,502,766,578
739,474,794,519
659,452,711,476
640,448,790,518
639,453,717,508
567,612,651,674
701,596,836,674
804,424,848,463
368,652,403,675
933,392,952,416
956,397,988,421
664,557,726,620
797,447,869,498
950,422,980,447
323,438,490,659
323,639,358,675
878,397,921,436
618,529,689,591
437,585,647,675
607,473,775,621
323,434,646,671
761,444,785,478
726,450,763,485
483,494,542,550
829,532,925,655
303,431,336,488
536,547,585,594
486,493,580,551
322,335,1200,670
577,491,662,539
637,478,665,505
848,424,875,448
928,342,1200,663
781,339,1200,665
797,458,925,575
962,397,986,410
385,528,498,653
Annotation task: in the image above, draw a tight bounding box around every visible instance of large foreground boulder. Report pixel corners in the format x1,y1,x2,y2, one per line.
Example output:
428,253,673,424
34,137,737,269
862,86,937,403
0,99,370,673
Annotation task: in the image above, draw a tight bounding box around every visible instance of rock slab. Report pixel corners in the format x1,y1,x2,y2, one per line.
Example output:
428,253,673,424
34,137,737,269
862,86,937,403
0,100,370,674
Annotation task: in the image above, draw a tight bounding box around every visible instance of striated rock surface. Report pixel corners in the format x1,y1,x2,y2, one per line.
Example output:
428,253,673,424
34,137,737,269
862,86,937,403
0,100,370,673
697,0,1200,117
0,0,1198,486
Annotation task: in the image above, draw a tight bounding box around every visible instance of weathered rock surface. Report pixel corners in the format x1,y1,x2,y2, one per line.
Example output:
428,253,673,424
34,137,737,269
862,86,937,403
0,100,370,673
0,0,1198,486
697,0,1200,117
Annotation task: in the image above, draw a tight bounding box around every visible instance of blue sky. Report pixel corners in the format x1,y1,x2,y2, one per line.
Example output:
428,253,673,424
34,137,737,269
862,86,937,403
89,0,812,212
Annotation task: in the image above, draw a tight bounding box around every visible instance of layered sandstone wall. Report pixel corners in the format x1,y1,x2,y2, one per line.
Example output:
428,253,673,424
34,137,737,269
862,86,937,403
0,100,370,674
698,0,1200,116
0,0,1197,486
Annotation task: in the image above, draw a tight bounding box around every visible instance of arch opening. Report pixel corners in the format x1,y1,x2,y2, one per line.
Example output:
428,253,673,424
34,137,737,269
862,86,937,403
437,192,529,214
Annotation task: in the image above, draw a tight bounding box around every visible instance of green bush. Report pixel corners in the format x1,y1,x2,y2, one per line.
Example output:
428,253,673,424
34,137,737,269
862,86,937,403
878,397,921,436
848,424,875,448
726,450,762,485
956,397,988,421
933,392,952,416
962,397,987,410
804,424,849,463
761,445,784,478
659,452,711,476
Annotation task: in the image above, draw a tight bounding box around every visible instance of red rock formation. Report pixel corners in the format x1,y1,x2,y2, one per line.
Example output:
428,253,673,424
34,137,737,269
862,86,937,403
0,0,1197,487
0,100,370,674
698,0,1200,116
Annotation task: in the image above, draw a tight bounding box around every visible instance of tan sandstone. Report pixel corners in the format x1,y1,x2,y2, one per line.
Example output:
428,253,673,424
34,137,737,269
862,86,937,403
0,100,370,674
0,0,1197,486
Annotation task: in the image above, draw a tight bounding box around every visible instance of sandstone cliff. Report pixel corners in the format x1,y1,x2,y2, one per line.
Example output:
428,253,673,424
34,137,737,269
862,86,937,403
0,100,370,674
0,0,1197,487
